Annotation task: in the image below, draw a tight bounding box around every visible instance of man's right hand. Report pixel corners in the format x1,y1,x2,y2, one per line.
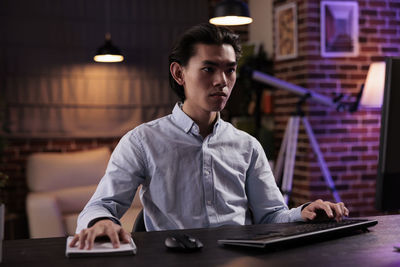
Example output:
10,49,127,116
69,219,131,250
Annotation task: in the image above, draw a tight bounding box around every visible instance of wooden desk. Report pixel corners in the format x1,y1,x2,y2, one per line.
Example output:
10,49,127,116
2,215,400,267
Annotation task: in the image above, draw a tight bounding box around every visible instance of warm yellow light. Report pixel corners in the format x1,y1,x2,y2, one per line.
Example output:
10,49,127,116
94,54,124,63
209,16,253,26
360,62,386,108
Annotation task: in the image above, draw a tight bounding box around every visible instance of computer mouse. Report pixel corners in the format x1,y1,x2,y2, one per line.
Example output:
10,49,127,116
313,209,342,222
164,234,203,252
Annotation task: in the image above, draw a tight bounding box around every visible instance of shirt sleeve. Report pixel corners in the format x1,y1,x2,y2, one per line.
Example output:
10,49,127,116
245,138,305,224
76,130,146,233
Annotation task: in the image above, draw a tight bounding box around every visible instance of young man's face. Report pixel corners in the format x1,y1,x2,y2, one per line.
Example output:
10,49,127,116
180,43,237,115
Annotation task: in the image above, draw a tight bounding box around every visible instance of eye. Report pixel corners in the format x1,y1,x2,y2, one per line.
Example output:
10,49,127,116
202,67,214,73
226,67,236,74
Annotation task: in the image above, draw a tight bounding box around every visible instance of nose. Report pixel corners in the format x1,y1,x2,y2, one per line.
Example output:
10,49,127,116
213,71,227,88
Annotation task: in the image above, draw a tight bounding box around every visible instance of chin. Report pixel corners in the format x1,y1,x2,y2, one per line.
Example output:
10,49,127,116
212,105,226,112
210,100,228,111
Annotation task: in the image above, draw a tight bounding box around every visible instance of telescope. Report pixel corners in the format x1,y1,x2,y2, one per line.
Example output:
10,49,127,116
242,68,360,203
249,69,363,113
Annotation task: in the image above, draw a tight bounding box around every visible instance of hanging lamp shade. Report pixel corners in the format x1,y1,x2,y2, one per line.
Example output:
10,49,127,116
209,0,253,26
94,33,124,63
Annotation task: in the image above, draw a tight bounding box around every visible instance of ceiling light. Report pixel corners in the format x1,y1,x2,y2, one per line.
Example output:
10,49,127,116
94,33,124,63
209,0,253,26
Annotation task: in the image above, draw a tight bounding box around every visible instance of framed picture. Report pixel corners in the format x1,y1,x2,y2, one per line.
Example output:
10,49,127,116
274,2,297,61
320,1,359,57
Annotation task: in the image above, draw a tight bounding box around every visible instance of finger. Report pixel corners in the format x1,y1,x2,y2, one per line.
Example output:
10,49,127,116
69,234,80,247
338,202,346,217
305,200,326,213
79,230,87,249
107,227,121,248
119,229,131,244
315,203,334,219
314,199,324,205
338,202,349,218
301,203,319,221
309,201,334,218
330,203,344,221
319,202,334,218
302,210,317,221
69,235,78,247
344,206,349,216
86,229,98,250
302,201,323,221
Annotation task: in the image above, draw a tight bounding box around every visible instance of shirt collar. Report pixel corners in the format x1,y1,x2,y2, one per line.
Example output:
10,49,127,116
172,103,195,133
172,102,222,134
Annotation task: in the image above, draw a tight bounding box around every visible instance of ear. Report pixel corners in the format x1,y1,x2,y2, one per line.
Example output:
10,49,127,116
170,62,185,86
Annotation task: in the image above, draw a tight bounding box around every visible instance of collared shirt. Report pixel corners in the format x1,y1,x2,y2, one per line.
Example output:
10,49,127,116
76,103,304,232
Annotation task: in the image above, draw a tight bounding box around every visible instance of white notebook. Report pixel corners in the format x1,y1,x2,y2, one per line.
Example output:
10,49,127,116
65,236,137,258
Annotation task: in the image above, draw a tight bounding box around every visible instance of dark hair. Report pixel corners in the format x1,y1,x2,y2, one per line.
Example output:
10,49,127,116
168,23,242,101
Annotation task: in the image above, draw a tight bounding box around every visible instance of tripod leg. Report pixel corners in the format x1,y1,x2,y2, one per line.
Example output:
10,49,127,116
273,118,291,185
301,117,341,203
282,117,300,205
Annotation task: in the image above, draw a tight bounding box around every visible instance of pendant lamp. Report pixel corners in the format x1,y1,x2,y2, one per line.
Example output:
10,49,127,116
209,0,253,26
94,33,124,63
93,0,124,63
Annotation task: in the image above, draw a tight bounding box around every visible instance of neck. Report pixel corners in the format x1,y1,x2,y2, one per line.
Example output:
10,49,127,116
182,104,218,138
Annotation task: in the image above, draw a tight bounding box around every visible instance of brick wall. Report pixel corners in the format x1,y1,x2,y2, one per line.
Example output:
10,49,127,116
273,0,400,216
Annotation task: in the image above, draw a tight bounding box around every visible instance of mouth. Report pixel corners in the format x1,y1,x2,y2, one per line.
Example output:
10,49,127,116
209,92,228,97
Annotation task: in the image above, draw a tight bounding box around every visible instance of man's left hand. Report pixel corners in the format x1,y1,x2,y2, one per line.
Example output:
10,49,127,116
301,199,349,222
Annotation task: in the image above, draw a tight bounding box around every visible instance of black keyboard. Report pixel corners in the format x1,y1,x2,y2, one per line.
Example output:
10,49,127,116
292,219,369,234
251,219,373,240
218,218,378,248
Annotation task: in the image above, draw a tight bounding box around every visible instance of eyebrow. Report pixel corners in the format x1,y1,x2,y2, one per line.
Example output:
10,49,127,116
202,60,237,67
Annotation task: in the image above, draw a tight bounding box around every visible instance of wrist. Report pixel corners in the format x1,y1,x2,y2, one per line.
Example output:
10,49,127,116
301,202,311,211
88,217,120,228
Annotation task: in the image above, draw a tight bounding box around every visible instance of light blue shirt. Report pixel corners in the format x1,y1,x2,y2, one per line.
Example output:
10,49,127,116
76,103,304,232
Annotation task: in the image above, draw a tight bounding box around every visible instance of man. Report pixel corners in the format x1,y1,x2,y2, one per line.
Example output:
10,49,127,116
70,23,348,250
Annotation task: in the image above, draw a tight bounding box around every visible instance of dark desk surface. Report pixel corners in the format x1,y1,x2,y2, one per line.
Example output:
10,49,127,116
2,215,400,267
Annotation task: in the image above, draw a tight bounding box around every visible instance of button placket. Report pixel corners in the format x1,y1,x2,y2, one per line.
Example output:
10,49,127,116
202,139,214,209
